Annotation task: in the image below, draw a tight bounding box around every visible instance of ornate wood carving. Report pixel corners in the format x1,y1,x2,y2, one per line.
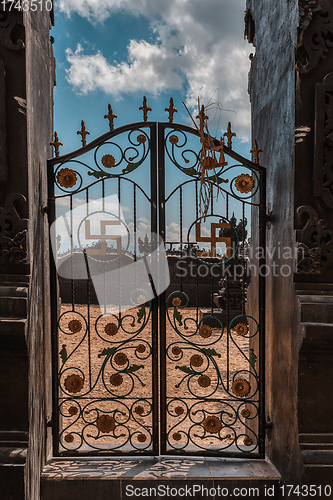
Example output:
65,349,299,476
0,7,24,51
299,0,321,32
296,205,332,273
0,57,7,182
314,72,333,208
0,193,28,264
297,0,333,73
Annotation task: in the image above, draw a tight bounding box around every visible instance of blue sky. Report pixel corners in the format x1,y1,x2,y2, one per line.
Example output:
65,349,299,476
52,0,252,159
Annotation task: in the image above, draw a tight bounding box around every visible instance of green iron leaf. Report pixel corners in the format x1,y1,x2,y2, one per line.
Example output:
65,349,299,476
124,364,144,373
137,304,146,323
174,307,183,326
175,365,195,375
215,176,229,184
201,348,221,358
98,347,116,358
249,348,257,368
122,162,141,174
88,171,110,179
182,167,198,176
59,344,67,364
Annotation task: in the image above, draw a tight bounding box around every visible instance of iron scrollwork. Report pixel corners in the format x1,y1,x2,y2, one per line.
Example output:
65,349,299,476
58,293,154,452
165,291,259,453
53,128,151,194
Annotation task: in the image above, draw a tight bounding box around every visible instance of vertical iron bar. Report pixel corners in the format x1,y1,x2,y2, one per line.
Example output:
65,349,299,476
242,201,246,316
118,178,121,319
47,159,60,456
210,185,214,314
85,187,92,389
150,123,159,456
195,180,199,322
180,185,183,293
158,123,167,455
70,195,74,310
258,169,266,458
226,192,229,390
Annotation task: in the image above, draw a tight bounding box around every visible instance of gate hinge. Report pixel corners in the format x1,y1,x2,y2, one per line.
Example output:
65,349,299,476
265,210,273,229
41,204,49,215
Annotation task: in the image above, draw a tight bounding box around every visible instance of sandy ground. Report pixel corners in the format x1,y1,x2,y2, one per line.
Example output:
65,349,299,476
58,304,258,453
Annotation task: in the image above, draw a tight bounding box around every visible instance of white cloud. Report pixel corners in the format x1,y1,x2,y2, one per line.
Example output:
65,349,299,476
59,0,251,139
66,41,183,96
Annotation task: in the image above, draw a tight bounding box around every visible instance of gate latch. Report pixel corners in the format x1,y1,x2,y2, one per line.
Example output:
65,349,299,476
264,416,273,440
265,210,273,229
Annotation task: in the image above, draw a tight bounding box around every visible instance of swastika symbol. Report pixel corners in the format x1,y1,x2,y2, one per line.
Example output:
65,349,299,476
195,222,232,258
85,219,122,255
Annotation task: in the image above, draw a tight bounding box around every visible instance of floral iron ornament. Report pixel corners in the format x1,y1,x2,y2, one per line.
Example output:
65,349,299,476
235,173,255,194
57,168,77,189
183,98,229,220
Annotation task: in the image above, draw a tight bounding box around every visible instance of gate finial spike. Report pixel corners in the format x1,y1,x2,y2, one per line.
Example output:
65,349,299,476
250,139,263,164
104,104,117,131
139,96,152,122
165,98,178,123
196,104,208,128
50,131,63,157
77,120,90,147
224,122,236,148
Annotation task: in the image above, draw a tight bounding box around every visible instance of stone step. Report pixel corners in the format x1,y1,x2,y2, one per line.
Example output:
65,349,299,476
0,296,27,317
303,464,333,485
41,457,281,500
298,295,333,323
0,318,27,346
0,286,28,297
0,274,29,287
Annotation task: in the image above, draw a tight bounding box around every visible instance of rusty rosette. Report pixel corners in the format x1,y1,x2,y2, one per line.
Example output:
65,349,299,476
114,352,128,366
110,373,123,387
137,134,147,144
190,354,203,367
234,322,248,337
136,344,146,354
243,436,253,446
137,433,147,443
134,405,144,415
105,322,118,336
64,374,84,394
64,434,74,443
171,346,182,356
136,294,147,305
241,408,251,418
68,406,78,416
198,325,212,338
198,375,211,388
231,379,251,397
68,319,82,333
101,154,116,168
235,173,254,194
173,432,182,441
57,168,77,189
96,415,116,433
203,415,222,434
169,135,179,145
174,406,184,416
172,297,181,307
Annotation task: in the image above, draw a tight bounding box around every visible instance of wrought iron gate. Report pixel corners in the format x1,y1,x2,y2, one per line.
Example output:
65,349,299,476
48,107,266,459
